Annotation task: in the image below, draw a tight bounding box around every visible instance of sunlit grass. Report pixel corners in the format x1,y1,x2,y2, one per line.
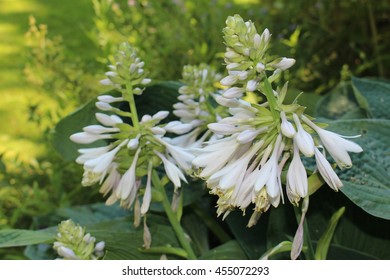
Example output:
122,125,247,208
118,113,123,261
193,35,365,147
0,0,96,166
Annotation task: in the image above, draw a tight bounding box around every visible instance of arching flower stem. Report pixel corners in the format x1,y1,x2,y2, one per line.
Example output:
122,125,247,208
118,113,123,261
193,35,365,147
151,170,197,260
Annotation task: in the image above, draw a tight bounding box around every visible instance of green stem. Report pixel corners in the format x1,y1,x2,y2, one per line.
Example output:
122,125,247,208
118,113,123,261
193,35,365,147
366,0,385,77
191,204,231,243
262,76,280,121
124,83,140,129
152,170,197,260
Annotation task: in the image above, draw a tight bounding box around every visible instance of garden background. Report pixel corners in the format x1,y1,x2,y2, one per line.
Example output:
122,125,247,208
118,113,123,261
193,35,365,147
0,0,389,260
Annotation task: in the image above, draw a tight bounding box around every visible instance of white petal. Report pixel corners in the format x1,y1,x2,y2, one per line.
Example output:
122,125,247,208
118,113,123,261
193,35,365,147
273,57,296,70
156,152,187,187
152,111,169,120
293,114,314,157
314,147,343,191
96,101,113,111
246,80,258,92
116,149,141,200
97,95,123,103
220,75,238,86
83,125,119,134
95,113,116,126
141,164,153,215
280,111,296,138
223,87,244,99
70,132,111,144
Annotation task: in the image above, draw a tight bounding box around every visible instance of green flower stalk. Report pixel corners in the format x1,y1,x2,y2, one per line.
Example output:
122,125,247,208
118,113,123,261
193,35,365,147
53,220,105,260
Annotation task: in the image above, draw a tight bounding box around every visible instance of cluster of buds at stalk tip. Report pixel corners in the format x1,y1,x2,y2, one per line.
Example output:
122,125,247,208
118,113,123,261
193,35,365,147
220,14,295,100
192,15,363,226
53,220,105,260
167,63,229,148
70,43,194,216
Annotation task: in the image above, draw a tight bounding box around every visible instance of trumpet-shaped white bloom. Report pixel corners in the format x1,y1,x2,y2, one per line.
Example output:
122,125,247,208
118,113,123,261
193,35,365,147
293,114,315,157
301,115,363,168
280,111,296,138
314,147,343,191
286,143,308,204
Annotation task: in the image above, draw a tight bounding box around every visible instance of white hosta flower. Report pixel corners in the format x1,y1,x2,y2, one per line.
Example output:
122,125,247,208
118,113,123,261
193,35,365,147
70,132,112,144
96,101,113,111
99,163,121,198
161,140,195,171
141,162,153,215
164,121,193,134
236,128,267,144
293,114,315,157
83,125,119,134
116,148,141,200
208,141,262,192
301,115,363,168
56,246,79,260
95,113,123,126
141,78,152,85
314,147,343,191
127,136,140,150
100,78,113,86
215,95,242,108
193,136,241,178
246,80,258,92
223,87,245,98
152,111,169,120
155,151,187,188
286,143,308,204
280,111,296,138
76,146,111,164
149,126,166,135
254,135,283,207
208,123,242,135
273,57,296,70
256,62,265,73
97,95,124,103
220,75,238,86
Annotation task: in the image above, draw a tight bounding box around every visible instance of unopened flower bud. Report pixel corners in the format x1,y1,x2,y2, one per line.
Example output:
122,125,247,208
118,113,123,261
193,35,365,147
220,75,238,86
246,80,258,92
280,111,296,138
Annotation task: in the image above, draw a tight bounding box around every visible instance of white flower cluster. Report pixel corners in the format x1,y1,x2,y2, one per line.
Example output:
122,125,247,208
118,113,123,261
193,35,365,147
53,219,105,260
221,14,295,99
168,64,226,148
70,43,194,213
100,42,151,91
192,15,363,225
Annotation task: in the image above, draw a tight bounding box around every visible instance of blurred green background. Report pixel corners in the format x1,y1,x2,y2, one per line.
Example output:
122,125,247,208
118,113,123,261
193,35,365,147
0,0,389,259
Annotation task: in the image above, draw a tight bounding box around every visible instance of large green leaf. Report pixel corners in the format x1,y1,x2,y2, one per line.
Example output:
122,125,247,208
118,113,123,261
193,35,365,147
50,94,108,161
326,244,378,260
51,81,181,161
0,228,56,248
352,77,390,119
314,207,345,260
315,81,364,120
326,119,390,220
308,180,390,260
199,240,248,260
182,213,209,256
225,209,268,259
100,224,180,260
